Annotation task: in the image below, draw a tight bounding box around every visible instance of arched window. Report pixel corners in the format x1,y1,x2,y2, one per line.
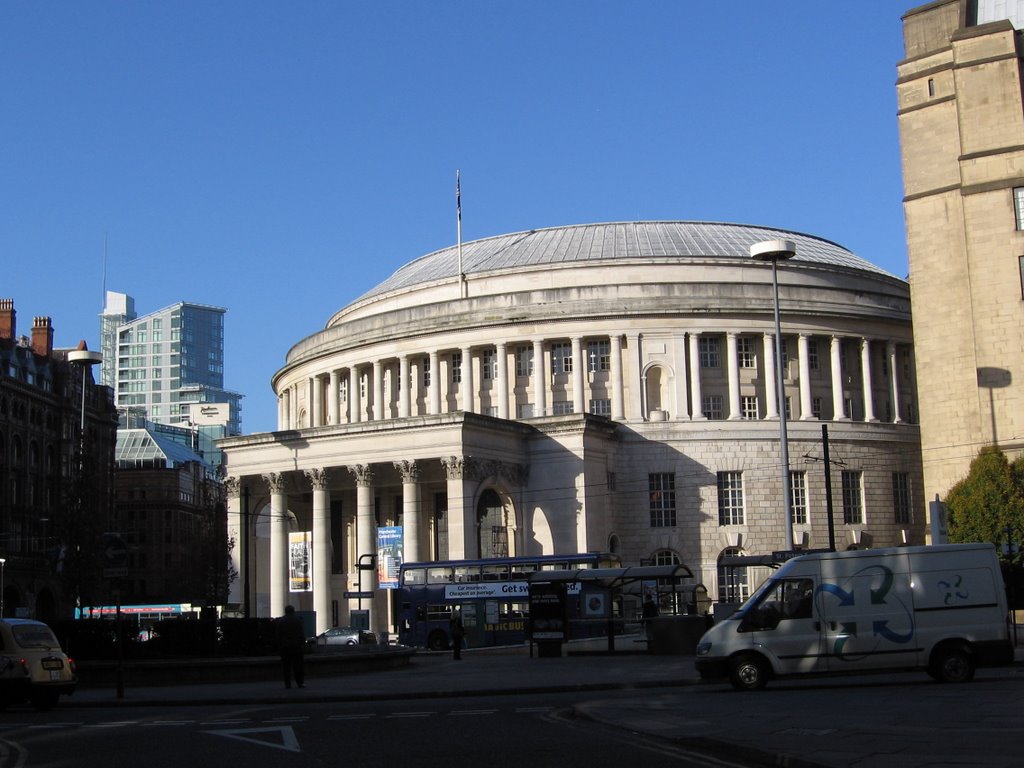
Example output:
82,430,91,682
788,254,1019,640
607,533,620,555
717,547,749,604
475,489,507,559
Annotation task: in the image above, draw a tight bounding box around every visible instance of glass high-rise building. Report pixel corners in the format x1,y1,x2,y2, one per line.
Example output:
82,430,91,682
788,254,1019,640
100,291,243,437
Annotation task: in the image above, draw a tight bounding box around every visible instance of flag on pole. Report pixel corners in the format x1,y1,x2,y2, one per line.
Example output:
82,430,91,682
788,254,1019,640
456,169,462,225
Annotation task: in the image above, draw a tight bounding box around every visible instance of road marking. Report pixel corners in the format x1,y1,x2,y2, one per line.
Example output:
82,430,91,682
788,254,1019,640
386,712,433,718
515,707,554,713
327,714,374,721
263,717,308,723
204,726,300,753
145,721,195,727
449,709,498,716
201,719,253,725
84,721,137,728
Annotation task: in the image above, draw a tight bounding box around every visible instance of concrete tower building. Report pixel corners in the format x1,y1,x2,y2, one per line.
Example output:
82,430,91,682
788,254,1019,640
898,1,1024,515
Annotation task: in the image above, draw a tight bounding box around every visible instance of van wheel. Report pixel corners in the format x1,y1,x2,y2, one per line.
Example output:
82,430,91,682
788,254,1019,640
427,630,449,651
729,654,768,691
930,645,975,683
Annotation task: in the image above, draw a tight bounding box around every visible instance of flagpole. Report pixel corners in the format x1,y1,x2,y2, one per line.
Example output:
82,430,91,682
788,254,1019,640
457,169,466,298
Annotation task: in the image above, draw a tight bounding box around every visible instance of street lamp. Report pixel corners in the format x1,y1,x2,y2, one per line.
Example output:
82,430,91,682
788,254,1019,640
751,239,797,552
0,558,6,618
67,347,103,439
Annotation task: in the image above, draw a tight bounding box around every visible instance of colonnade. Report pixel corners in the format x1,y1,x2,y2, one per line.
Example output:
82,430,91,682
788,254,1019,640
277,331,912,430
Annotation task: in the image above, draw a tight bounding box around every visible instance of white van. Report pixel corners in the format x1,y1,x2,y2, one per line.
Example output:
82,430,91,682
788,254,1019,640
695,543,1015,690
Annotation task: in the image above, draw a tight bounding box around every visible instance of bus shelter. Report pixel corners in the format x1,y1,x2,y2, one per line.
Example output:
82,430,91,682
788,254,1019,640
527,564,695,655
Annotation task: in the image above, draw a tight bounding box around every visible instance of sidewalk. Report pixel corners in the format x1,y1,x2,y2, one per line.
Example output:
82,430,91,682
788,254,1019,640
66,641,1024,768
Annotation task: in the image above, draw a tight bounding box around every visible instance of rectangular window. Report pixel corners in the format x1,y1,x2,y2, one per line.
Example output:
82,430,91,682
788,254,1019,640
737,337,756,369
515,346,533,377
808,339,820,371
587,340,610,372
482,348,496,380
589,398,611,416
1014,187,1024,230
699,337,720,368
483,406,498,417
551,342,573,374
702,394,724,420
741,395,758,420
422,357,431,388
517,403,534,418
717,471,744,526
451,352,462,384
552,401,574,415
812,397,822,419
790,471,808,526
1019,256,1024,300
842,470,864,525
649,473,676,527
892,472,912,525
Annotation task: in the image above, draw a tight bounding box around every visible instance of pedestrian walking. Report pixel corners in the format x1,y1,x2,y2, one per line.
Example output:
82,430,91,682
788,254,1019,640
449,607,465,660
276,605,306,688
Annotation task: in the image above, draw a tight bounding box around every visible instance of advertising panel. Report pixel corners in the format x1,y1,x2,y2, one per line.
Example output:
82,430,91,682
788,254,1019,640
289,531,312,592
377,526,403,589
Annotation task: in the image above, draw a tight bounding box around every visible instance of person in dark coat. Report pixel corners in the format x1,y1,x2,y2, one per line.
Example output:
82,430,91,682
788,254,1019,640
276,605,306,688
449,608,465,660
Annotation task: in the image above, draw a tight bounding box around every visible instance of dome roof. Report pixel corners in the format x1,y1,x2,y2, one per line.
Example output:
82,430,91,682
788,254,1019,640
356,221,896,302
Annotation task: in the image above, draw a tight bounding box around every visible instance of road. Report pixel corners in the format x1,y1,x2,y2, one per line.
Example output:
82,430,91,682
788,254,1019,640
0,690,756,768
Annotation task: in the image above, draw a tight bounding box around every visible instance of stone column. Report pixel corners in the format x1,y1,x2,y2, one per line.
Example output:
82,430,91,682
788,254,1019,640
532,340,546,417
395,460,422,563
798,334,813,420
442,456,469,559
429,350,441,415
264,472,289,619
311,376,323,427
727,332,740,419
496,342,509,419
328,370,340,425
399,355,411,418
571,336,585,413
305,468,332,634
461,346,474,414
350,366,362,424
349,464,377,628
373,360,384,421
763,332,778,420
610,334,625,420
688,333,705,420
888,341,904,423
861,338,876,422
626,332,643,419
279,390,289,430
831,336,847,420
224,477,243,608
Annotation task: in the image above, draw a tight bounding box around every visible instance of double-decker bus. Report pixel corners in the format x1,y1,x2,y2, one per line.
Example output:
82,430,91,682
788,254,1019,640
397,553,620,650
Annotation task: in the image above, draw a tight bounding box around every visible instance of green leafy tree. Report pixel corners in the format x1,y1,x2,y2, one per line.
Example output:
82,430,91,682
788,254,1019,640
945,446,1024,564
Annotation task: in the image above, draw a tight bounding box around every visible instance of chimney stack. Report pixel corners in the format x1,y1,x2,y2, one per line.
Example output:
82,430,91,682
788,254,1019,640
31,316,53,357
0,299,14,341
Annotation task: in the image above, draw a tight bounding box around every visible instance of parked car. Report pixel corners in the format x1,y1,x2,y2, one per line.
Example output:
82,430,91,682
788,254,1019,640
0,619,77,710
308,626,378,648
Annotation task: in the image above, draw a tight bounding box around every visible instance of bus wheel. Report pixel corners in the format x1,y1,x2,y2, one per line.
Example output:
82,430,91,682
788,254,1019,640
427,630,449,651
729,654,768,691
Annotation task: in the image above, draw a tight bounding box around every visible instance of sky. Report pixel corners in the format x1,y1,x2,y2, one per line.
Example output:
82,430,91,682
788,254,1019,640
1,1,913,434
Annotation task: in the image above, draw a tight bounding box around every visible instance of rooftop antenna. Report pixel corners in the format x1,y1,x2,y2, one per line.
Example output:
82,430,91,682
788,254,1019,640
101,232,108,310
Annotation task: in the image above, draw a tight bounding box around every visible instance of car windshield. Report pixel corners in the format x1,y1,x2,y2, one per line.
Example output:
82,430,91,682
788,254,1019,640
11,625,60,649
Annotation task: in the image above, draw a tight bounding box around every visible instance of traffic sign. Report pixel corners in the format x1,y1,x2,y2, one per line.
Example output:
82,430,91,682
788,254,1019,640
343,591,374,599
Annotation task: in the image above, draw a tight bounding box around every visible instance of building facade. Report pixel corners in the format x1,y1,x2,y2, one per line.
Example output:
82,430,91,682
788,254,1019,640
100,291,243,441
114,421,229,605
220,221,925,636
899,0,1024,515
0,299,118,620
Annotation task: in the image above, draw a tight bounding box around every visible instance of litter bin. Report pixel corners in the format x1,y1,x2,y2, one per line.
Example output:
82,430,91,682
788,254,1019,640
647,616,709,654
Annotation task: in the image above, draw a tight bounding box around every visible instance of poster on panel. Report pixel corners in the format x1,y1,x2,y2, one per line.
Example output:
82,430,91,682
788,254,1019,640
377,526,403,589
289,531,312,592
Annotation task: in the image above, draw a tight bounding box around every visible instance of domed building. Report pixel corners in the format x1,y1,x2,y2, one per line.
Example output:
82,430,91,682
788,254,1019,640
220,221,923,634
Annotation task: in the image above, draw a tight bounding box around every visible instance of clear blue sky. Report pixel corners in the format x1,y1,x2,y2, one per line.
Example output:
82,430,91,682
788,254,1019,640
1,2,912,434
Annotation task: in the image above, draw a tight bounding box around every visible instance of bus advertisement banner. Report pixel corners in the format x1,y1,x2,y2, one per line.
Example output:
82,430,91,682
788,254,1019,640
377,526,403,589
289,531,312,592
444,582,529,600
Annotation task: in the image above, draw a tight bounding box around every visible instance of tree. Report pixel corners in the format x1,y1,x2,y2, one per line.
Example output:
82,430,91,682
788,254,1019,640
945,446,1024,564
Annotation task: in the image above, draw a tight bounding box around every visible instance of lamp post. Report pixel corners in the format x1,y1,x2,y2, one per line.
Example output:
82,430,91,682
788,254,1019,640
0,558,6,618
751,239,797,552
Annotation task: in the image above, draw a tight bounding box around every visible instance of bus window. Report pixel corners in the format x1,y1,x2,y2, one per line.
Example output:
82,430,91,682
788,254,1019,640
511,563,538,576
427,567,453,584
481,564,509,581
403,568,426,586
454,566,479,583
